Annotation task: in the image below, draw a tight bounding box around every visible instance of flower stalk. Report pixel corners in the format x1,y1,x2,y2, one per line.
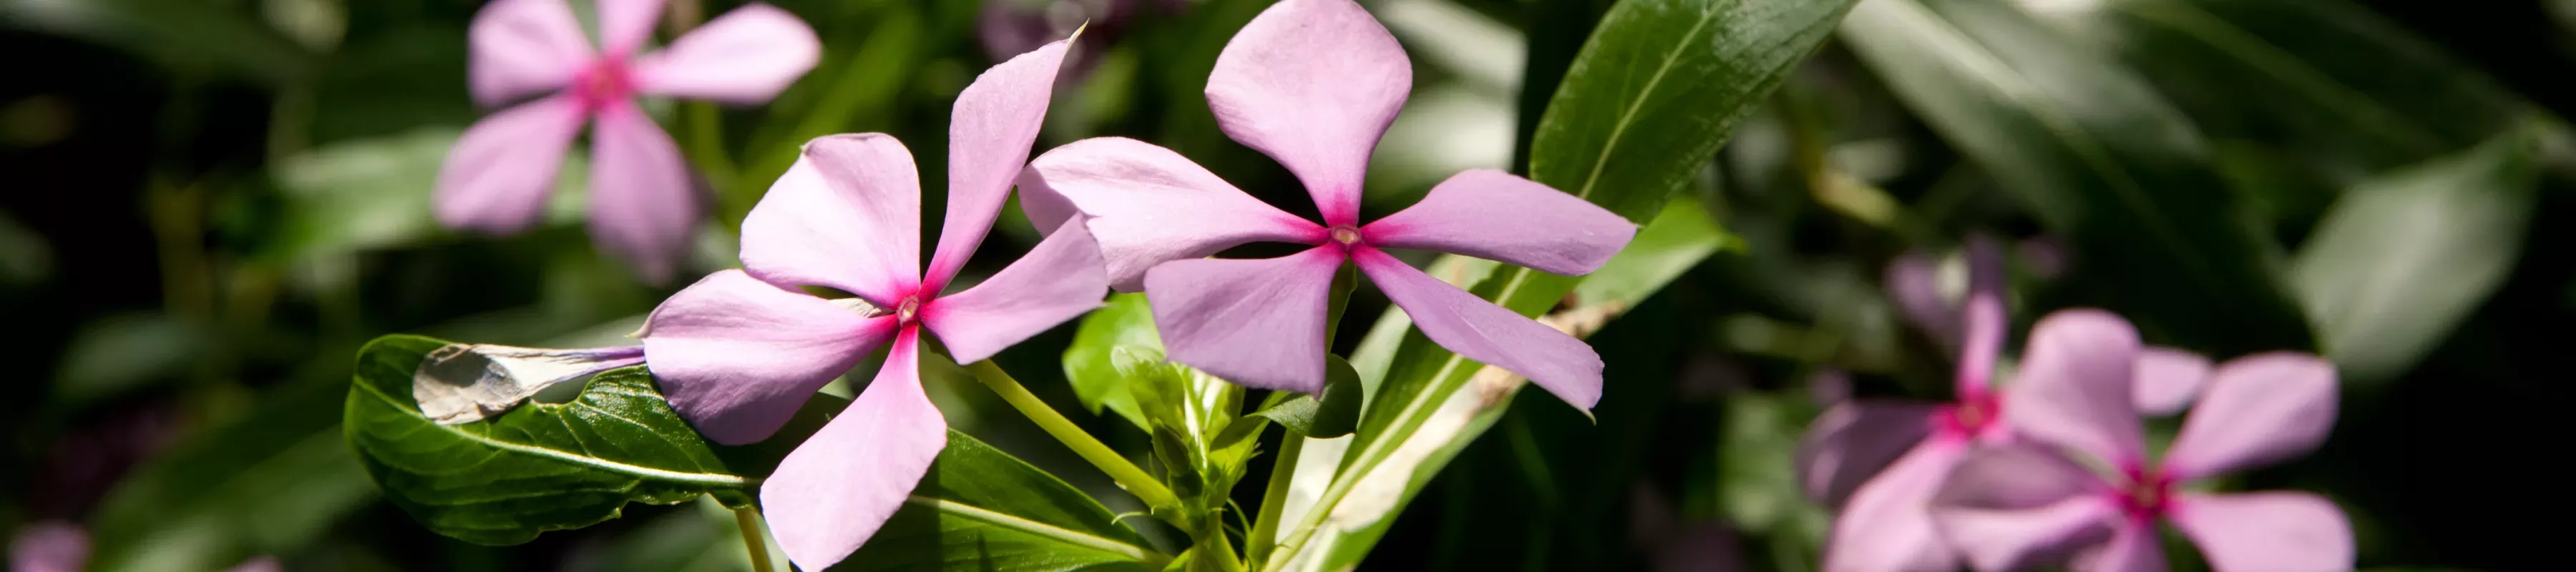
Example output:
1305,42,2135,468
963,359,1184,511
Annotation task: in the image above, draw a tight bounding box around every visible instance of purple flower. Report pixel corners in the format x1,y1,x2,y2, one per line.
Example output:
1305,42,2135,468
1931,311,2351,572
1802,240,2212,572
636,37,1099,571
438,0,820,282
1020,0,1636,407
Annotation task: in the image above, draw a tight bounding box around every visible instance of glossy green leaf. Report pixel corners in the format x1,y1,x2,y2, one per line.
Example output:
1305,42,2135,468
2291,127,2543,386
849,430,1166,571
344,335,755,546
1839,0,2313,353
1063,293,1160,430
1270,0,1854,549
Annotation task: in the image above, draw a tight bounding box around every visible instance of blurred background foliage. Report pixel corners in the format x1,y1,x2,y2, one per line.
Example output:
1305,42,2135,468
1,0,2565,569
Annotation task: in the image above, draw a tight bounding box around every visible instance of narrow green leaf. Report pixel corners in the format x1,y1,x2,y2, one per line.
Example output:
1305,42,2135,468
851,430,1164,571
1063,293,1161,430
1272,0,1852,564
1838,0,2312,353
2291,128,2543,386
343,335,756,546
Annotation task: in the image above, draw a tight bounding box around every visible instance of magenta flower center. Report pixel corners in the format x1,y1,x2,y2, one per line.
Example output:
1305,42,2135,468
573,59,635,112
1328,225,1362,247
895,295,923,325
1936,390,2003,439
2114,465,2175,521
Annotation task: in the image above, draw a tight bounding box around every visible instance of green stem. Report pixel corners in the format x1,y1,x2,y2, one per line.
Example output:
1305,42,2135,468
963,360,1184,511
734,507,774,572
1244,433,1303,566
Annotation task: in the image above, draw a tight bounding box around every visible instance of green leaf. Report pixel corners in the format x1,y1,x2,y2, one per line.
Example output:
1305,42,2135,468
51,312,212,408
1063,293,1161,430
849,430,1166,571
1246,356,1360,439
1269,0,1851,564
264,128,587,265
1838,0,2313,353
0,0,315,85
2291,127,2544,387
1570,196,1732,310
87,362,376,572
344,335,756,546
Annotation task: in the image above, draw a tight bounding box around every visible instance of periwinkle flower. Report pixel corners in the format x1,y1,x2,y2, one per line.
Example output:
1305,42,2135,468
439,0,819,282
637,37,1098,571
1021,0,1636,408
1931,311,2350,572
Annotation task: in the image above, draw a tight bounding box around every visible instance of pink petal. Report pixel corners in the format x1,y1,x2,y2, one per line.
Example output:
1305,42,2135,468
922,219,1106,365
223,557,282,572
1820,440,1965,572
2167,492,2354,572
1204,0,1411,227
1353,247,1604,410
1883,250,1959,348
11,521,87,572
1927,443,2121,572
587,102,701,284
1360,169,1636,275
1797,400,1940,509
1956,235,2006,393
762,328,947,572
596,0,666,57
630,3,821,104
741,134,923,306
2072,521,2167,572
1999,310,2147,467
1143,247,1342,393
468,0,593,106
1020,137,1327,291
435,95,587,235
642,270,898,445
2132,347,2211,417
922,35,1073,292
2160,352,2338,480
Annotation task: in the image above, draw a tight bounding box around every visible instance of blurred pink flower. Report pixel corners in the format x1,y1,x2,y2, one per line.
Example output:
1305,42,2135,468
9,522,278,572
438,0,819,282
1020,0,1636,408
637,36,1100,571
1930,311,2350,572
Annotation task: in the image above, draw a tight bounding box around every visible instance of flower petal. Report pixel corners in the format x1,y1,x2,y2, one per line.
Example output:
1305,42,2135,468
642,270,897,444
1353,247,1604,410
1820,440,1965,572
922,218,1106,365
1928,443,2121,572
1999,310,2147,467
763,328,947,572
1360,169,1636,275
2161,352,2337,480
1956,235,2006,393
2072,521,2167,572
435,95,587,235
2167,492,2353,572
1143,247,1342,393
587,102,700,284
1204,0,1410,227
11,521,87,572
2132,347,2210,417
468,0,593,106
1021,137,1326,290
1797,400,1940,509
1883,250,1961,347
630,3,821,103
596,0,665,57
741,134,922,306
922,35,1072,292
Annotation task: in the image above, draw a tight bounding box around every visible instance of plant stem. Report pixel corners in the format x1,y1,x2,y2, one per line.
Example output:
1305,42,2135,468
1244,433,1304,566
734,507,774,572
963,360,1184,511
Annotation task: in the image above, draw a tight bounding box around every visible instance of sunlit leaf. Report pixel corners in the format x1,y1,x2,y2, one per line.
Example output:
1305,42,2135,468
1061,293,1159,430
848,430,1168,571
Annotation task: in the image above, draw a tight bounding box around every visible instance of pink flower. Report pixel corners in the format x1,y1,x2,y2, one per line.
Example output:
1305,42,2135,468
635,39,1100,570
1930,311,2351,572
437,0,820,282
1019,0,1636,407
1800,240,2213,572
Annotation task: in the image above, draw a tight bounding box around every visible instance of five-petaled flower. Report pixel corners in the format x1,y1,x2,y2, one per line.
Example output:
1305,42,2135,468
439,0,819,282
1800,238,2220,572
1931,310,2351,572
636,37,1101,571
1020,0,1636,408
